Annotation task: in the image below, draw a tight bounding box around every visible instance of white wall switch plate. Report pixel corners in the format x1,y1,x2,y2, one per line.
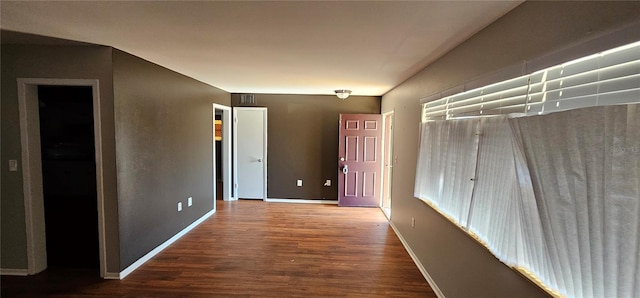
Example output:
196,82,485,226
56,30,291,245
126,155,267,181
324,179,331,186
297,179,303,187
411,217,415,228
9,160,18,172
188,197,193,207
178,202,183,212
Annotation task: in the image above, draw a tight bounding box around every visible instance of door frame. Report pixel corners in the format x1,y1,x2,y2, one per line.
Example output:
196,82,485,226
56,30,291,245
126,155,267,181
213,104,233,202
17,78,107,277
232,107,267,200
381,110,395,219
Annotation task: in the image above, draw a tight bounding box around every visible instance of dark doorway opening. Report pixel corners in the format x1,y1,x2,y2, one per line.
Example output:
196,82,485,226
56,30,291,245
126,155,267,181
215,111,223,200
38,85,99,271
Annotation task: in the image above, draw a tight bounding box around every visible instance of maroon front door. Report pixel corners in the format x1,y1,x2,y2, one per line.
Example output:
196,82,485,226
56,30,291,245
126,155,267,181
338,114,382,207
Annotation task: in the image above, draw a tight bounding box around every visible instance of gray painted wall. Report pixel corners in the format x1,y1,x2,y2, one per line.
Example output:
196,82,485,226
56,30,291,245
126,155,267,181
382,2,640,298
0,44,120,272
113,50,230,269
231,94,380,200
1,36,231,273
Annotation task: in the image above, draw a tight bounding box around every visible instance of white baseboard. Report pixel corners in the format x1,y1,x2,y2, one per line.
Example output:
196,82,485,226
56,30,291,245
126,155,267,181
117,209,216,279
103,271,121,280
0,268,29,276
389,221,445,298
265,198,338,204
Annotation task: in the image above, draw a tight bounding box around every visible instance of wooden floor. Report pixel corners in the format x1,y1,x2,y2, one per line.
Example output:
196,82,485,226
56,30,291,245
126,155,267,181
1,200,436,297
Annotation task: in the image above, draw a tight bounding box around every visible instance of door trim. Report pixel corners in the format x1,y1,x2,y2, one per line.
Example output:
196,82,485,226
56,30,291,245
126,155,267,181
213,104,233,202
381,110,395,219
233,107,267,200
17,78,107,277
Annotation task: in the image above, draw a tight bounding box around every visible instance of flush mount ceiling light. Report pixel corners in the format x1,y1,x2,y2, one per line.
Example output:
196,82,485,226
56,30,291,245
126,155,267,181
334,89,352,100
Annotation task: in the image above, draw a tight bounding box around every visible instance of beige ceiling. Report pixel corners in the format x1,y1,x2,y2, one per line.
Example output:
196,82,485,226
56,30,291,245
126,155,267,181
1,1,522,96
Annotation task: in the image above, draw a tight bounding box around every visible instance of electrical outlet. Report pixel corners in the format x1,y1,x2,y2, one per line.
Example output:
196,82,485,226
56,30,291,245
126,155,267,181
188,197,193,207
324,179,331,187
297,179,303,187
411,217,415,228
178,202,183,212
9,160,18,172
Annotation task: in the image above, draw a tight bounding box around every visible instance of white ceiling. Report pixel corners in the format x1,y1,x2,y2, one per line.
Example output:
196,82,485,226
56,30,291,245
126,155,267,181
1,1,522,96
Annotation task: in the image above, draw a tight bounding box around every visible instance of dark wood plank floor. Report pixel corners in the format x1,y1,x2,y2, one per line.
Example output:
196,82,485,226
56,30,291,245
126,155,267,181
2,200,436,297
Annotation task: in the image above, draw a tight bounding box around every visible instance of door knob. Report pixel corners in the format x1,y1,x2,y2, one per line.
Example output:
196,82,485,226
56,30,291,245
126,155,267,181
342,164,348,174
257,159,262,162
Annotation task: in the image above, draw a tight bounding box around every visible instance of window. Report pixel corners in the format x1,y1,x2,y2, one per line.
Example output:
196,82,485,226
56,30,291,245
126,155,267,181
416,41,640,298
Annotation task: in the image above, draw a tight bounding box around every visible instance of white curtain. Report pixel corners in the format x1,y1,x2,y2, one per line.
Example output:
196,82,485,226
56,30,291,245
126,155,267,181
466,116,546,272
466,116,518,264
414,119,479,226
509,118,564,293
511,104,640,298
415,104,639,297
415,41,640,298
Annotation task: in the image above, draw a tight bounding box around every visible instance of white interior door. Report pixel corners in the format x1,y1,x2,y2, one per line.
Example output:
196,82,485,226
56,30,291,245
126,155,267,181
233,107,267,200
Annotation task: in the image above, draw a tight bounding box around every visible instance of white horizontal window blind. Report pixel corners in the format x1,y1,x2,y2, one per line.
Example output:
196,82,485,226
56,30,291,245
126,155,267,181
422,41,640,121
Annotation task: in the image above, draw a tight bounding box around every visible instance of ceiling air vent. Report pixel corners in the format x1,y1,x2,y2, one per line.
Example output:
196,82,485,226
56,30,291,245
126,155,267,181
240,94,257,105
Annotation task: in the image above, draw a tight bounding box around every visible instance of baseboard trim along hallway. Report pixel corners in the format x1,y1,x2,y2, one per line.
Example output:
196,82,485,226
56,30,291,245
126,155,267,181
112,209,216,279
390,221,445,298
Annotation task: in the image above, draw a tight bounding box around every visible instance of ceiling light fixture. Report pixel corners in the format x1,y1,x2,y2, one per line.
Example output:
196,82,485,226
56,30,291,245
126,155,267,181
334,89,352,100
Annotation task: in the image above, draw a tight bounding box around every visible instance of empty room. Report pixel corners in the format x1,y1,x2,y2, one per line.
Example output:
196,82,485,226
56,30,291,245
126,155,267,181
1,1,639,297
